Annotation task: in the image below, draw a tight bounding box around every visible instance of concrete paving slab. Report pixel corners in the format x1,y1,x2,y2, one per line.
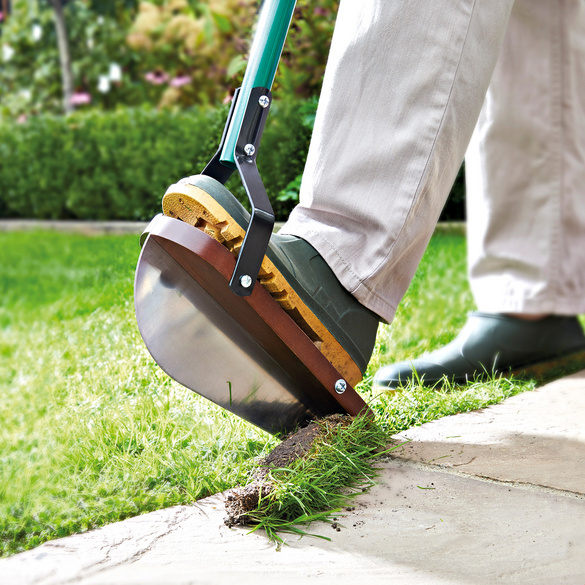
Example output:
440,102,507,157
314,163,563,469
391,370,585,494
0,219,462,236
0,220,287,236
2,372,585,585
0,220,149,236
2,460,584,585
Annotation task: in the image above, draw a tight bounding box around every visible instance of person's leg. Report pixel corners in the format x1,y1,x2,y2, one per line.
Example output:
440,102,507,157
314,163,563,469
280,0,514,323
165,0,514,386
467,0,585,316
375,0,585,388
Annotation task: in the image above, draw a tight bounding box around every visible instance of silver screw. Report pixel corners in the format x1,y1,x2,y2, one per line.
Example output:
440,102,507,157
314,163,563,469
258,95,270,108
240,274,253,288
244,144,256,156
334,379,347,394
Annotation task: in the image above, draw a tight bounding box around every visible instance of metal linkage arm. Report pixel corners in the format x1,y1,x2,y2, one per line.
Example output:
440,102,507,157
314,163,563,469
229,86,275,297
201,87,275,297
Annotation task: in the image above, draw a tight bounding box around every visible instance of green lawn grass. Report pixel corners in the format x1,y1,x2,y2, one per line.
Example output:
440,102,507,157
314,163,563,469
0,229,539,556
0,231,277,556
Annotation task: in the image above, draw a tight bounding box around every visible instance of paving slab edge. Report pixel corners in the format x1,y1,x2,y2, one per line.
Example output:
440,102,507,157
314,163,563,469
0,219,466,236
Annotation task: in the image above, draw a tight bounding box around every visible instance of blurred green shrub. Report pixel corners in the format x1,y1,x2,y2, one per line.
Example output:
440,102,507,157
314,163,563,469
274,0,338,99
0,99,315,221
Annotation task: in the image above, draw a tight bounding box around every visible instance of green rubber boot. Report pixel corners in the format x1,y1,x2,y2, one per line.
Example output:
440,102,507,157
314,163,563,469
375,312,585,389
162,174,380,387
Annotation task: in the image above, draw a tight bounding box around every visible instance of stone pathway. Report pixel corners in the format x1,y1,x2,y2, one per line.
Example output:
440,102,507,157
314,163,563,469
0,219,464,237
2,371,584,585
0,219,149,236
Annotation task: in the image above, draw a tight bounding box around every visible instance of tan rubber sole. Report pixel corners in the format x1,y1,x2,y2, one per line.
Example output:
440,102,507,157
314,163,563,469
378,348,585,392
162,182,362,387
511,348,585,382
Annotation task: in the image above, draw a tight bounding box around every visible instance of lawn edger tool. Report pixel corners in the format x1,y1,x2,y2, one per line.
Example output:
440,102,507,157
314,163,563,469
134,0,373,435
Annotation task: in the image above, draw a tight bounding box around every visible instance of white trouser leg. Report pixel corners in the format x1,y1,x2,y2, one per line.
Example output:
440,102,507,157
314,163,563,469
466,0,585,315
280,0,514,323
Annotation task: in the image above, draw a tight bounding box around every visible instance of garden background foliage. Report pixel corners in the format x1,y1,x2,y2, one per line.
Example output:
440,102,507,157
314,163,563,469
0,0,465,220
0,99,316,220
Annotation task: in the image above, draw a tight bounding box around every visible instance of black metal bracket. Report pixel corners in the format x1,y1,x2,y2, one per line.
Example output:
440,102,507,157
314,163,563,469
202,86,275,297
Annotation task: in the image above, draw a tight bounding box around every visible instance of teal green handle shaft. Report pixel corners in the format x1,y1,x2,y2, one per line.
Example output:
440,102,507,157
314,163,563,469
220,0,297,166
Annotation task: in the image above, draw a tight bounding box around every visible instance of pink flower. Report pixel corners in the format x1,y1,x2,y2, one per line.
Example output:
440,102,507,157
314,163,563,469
170,75,192,88
17,114,28,124
144,71,170,85
313,7,328,16
70,92,92,106
0,12,4,22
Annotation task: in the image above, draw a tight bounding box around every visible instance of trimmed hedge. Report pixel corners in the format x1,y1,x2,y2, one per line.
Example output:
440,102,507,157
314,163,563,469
0,102,465,222
0,102,314,221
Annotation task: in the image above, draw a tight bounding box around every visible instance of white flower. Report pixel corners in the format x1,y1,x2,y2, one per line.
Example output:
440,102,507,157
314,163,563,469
20,89,32,101
97,75,111,93
87,36,94,50
32,24,43,42
108,63,122,82
2,44,15,62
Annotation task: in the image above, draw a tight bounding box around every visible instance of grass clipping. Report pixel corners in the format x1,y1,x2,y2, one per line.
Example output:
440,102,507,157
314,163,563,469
224,414,387,541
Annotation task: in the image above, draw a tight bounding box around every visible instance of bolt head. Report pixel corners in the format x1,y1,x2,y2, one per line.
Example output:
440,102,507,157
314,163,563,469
258,95,270,108
334,379,347,394
240,274,253,288
244,144,256,157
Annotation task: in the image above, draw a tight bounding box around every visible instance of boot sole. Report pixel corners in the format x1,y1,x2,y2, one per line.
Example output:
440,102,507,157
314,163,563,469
510,348,585,382
380,348,585,391
162,182,362,387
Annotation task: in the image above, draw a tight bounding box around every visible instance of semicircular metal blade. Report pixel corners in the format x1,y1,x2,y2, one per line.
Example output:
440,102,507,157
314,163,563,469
134,216,369,435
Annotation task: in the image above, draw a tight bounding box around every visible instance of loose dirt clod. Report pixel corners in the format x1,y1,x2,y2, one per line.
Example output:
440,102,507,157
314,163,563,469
224,481,273,527
224,415,350,527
